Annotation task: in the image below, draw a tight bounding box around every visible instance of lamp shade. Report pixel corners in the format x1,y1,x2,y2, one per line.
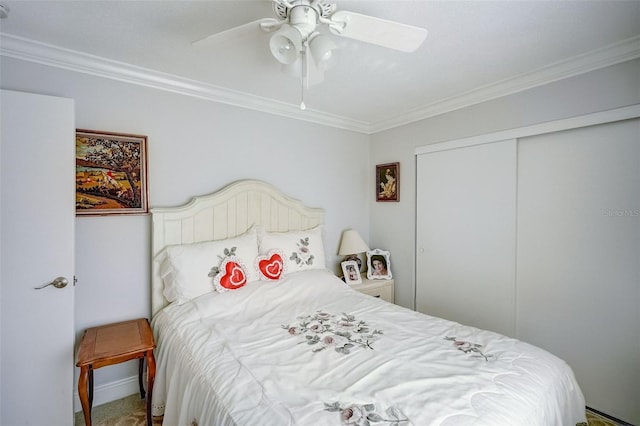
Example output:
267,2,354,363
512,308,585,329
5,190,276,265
338,229,370,255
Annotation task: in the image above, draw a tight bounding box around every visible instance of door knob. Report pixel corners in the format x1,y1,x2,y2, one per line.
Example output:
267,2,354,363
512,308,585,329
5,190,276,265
34,277,68,290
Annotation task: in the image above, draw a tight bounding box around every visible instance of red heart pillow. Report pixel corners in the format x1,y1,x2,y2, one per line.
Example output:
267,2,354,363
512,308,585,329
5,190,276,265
214,257,247,292
256,250,285,281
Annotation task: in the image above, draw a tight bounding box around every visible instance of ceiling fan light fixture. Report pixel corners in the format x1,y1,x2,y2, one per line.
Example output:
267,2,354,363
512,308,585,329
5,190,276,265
308,33,337,68
289,5,319,38
281,54,326,86
281,58,302,77
269,24,303,65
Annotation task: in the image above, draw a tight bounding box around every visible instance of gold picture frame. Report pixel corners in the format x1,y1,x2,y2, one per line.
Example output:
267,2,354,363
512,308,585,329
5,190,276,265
76,129,149,215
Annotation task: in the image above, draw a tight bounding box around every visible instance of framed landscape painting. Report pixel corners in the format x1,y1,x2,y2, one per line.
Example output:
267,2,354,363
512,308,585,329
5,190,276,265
76,129,149,215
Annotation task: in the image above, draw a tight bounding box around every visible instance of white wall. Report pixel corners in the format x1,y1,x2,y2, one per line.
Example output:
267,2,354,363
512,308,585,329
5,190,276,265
0,57,370,404
370,58,640,309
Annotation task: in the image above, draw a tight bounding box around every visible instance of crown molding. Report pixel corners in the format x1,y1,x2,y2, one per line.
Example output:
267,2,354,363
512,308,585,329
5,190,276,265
2,33,639,135
0,34,370,134
372,35,640,133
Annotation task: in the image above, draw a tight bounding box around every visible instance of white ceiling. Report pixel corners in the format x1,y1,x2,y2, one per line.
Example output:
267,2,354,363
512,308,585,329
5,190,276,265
1,0,639,133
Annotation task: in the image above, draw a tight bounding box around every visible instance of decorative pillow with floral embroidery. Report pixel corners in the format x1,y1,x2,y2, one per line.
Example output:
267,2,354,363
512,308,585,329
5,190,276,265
255,249,286,281
258,226,326,274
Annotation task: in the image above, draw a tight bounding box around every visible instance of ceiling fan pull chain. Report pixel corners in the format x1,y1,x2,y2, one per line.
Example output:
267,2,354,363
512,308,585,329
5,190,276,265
300,77,306,110
300,43,307,110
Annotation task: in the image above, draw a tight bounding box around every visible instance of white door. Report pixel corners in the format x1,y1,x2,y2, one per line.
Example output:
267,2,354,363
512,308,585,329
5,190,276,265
1,90,75,425
516,120,640,424
415,139,517,336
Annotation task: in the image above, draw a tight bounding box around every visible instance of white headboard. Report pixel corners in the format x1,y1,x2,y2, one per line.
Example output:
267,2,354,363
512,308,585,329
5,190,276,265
150,179,325,316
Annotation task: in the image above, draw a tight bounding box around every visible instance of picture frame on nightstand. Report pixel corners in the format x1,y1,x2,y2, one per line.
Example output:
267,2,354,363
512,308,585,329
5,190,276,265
341,260,362,285
366,249,392,280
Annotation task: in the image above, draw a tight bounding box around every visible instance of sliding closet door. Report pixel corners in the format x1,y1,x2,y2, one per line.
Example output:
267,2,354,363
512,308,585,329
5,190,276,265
416,139,517,336
517,120,639,424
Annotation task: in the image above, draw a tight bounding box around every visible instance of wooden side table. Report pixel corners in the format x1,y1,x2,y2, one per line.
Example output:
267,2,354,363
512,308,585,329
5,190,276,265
76,318,156,426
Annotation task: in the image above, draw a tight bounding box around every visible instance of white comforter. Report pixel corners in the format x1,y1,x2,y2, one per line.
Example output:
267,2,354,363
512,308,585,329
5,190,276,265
151,269,586,426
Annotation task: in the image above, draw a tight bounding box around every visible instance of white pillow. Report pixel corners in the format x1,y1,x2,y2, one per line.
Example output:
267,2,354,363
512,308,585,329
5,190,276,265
259,226,326,274
156,227,259,304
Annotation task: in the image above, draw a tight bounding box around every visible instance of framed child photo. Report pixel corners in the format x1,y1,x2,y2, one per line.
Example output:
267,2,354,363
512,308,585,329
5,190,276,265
366,249,392,280
76,129,149,215
341,260,362,285
376,162,399,202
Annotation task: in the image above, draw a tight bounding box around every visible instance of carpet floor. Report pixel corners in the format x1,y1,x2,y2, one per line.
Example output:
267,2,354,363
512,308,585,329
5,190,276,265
75,394,624,426
74,395,162,426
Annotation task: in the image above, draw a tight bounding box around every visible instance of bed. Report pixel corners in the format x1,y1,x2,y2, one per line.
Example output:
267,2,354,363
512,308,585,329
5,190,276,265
150,179,587,426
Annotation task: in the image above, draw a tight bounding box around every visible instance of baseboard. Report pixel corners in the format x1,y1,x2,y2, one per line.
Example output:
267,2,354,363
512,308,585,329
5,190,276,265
74,375,141,413
586,406,635,426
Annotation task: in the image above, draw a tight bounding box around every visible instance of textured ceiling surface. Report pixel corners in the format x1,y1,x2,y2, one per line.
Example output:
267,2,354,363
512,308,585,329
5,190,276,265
1,1,639,132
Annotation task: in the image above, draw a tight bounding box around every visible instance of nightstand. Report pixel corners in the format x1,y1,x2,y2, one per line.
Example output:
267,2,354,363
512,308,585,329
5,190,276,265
350,274,395,303
76,318,156,426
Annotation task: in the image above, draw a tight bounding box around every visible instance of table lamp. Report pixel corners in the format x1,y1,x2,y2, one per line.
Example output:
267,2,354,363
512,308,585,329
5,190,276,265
338,229,370,271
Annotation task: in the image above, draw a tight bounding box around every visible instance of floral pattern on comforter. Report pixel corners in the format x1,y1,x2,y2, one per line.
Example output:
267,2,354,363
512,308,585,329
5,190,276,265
445,336,494,361
283,311,383,354
325,401,409,426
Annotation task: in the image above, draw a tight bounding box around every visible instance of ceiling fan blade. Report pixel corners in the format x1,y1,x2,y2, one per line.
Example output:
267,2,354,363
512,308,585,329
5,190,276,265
192,18,280,47
329,11,427,53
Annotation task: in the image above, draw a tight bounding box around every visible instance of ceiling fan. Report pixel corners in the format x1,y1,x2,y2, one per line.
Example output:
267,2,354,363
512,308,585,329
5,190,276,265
193,0,428,109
